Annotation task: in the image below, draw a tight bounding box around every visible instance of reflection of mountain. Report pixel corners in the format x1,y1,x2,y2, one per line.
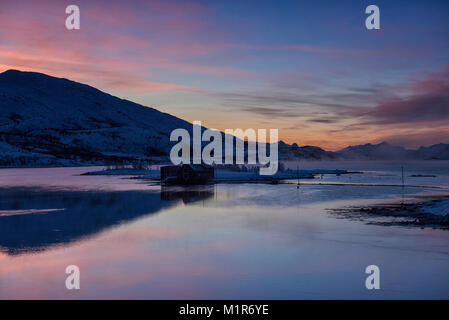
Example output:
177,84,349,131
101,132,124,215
0,186,216,255
0,188,176,255
161,185,214,204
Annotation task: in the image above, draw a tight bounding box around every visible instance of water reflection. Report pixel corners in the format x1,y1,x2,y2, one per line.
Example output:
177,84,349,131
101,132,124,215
0,186,214,255
161,185,214,203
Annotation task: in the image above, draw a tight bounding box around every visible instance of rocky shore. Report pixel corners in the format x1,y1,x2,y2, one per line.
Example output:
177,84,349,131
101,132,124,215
329,195,449,229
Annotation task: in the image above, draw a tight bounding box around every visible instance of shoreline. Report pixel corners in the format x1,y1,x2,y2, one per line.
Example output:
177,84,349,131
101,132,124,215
329,194,449,229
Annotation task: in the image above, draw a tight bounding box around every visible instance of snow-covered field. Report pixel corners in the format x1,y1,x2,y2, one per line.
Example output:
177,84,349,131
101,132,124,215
82,166,349,182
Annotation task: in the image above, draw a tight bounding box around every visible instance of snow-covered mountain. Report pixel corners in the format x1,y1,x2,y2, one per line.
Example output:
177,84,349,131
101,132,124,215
278,141,338,160
336,142,408,160
414,143,449,160
0,70,192,166
278,140,449,161
0,70,448,167
335,142,449,160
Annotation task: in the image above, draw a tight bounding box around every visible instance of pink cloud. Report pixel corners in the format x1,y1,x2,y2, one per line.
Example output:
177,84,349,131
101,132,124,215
0,0,252,95
366,68,449,124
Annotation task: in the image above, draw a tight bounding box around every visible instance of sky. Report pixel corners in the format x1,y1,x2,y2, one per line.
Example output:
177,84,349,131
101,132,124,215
0,0,448,150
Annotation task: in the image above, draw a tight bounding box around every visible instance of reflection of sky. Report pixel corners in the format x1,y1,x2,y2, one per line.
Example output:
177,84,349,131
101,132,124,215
1,166,449,299
1,197,449,299
1,0,448,149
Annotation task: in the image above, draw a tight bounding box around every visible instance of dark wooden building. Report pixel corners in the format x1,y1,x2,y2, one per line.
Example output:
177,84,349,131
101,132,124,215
161,164,214,185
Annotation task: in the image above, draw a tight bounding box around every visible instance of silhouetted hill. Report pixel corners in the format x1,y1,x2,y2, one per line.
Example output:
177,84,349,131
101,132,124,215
0,70,190,166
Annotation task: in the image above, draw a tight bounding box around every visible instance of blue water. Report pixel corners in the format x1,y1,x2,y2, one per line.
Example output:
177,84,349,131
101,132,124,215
0,162,448,299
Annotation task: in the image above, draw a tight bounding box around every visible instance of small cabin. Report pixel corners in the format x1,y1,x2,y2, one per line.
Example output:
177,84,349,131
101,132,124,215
161,164,214,185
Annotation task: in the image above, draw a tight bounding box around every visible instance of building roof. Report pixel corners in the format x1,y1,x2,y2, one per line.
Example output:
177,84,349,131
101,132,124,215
183,164,212,172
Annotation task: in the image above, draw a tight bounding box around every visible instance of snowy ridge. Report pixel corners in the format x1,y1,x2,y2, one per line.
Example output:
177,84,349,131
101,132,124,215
0,70,191,166
1,70,448,167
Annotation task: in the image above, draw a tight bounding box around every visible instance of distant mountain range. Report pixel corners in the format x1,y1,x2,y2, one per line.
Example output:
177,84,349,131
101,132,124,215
278,141,449,161
0,70,448,167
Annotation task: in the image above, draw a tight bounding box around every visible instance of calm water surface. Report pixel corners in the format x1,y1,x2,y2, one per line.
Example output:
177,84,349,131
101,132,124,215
0,163,448,299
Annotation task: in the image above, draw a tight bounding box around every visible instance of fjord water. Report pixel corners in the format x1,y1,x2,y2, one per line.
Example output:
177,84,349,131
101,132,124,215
0,163,448,299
